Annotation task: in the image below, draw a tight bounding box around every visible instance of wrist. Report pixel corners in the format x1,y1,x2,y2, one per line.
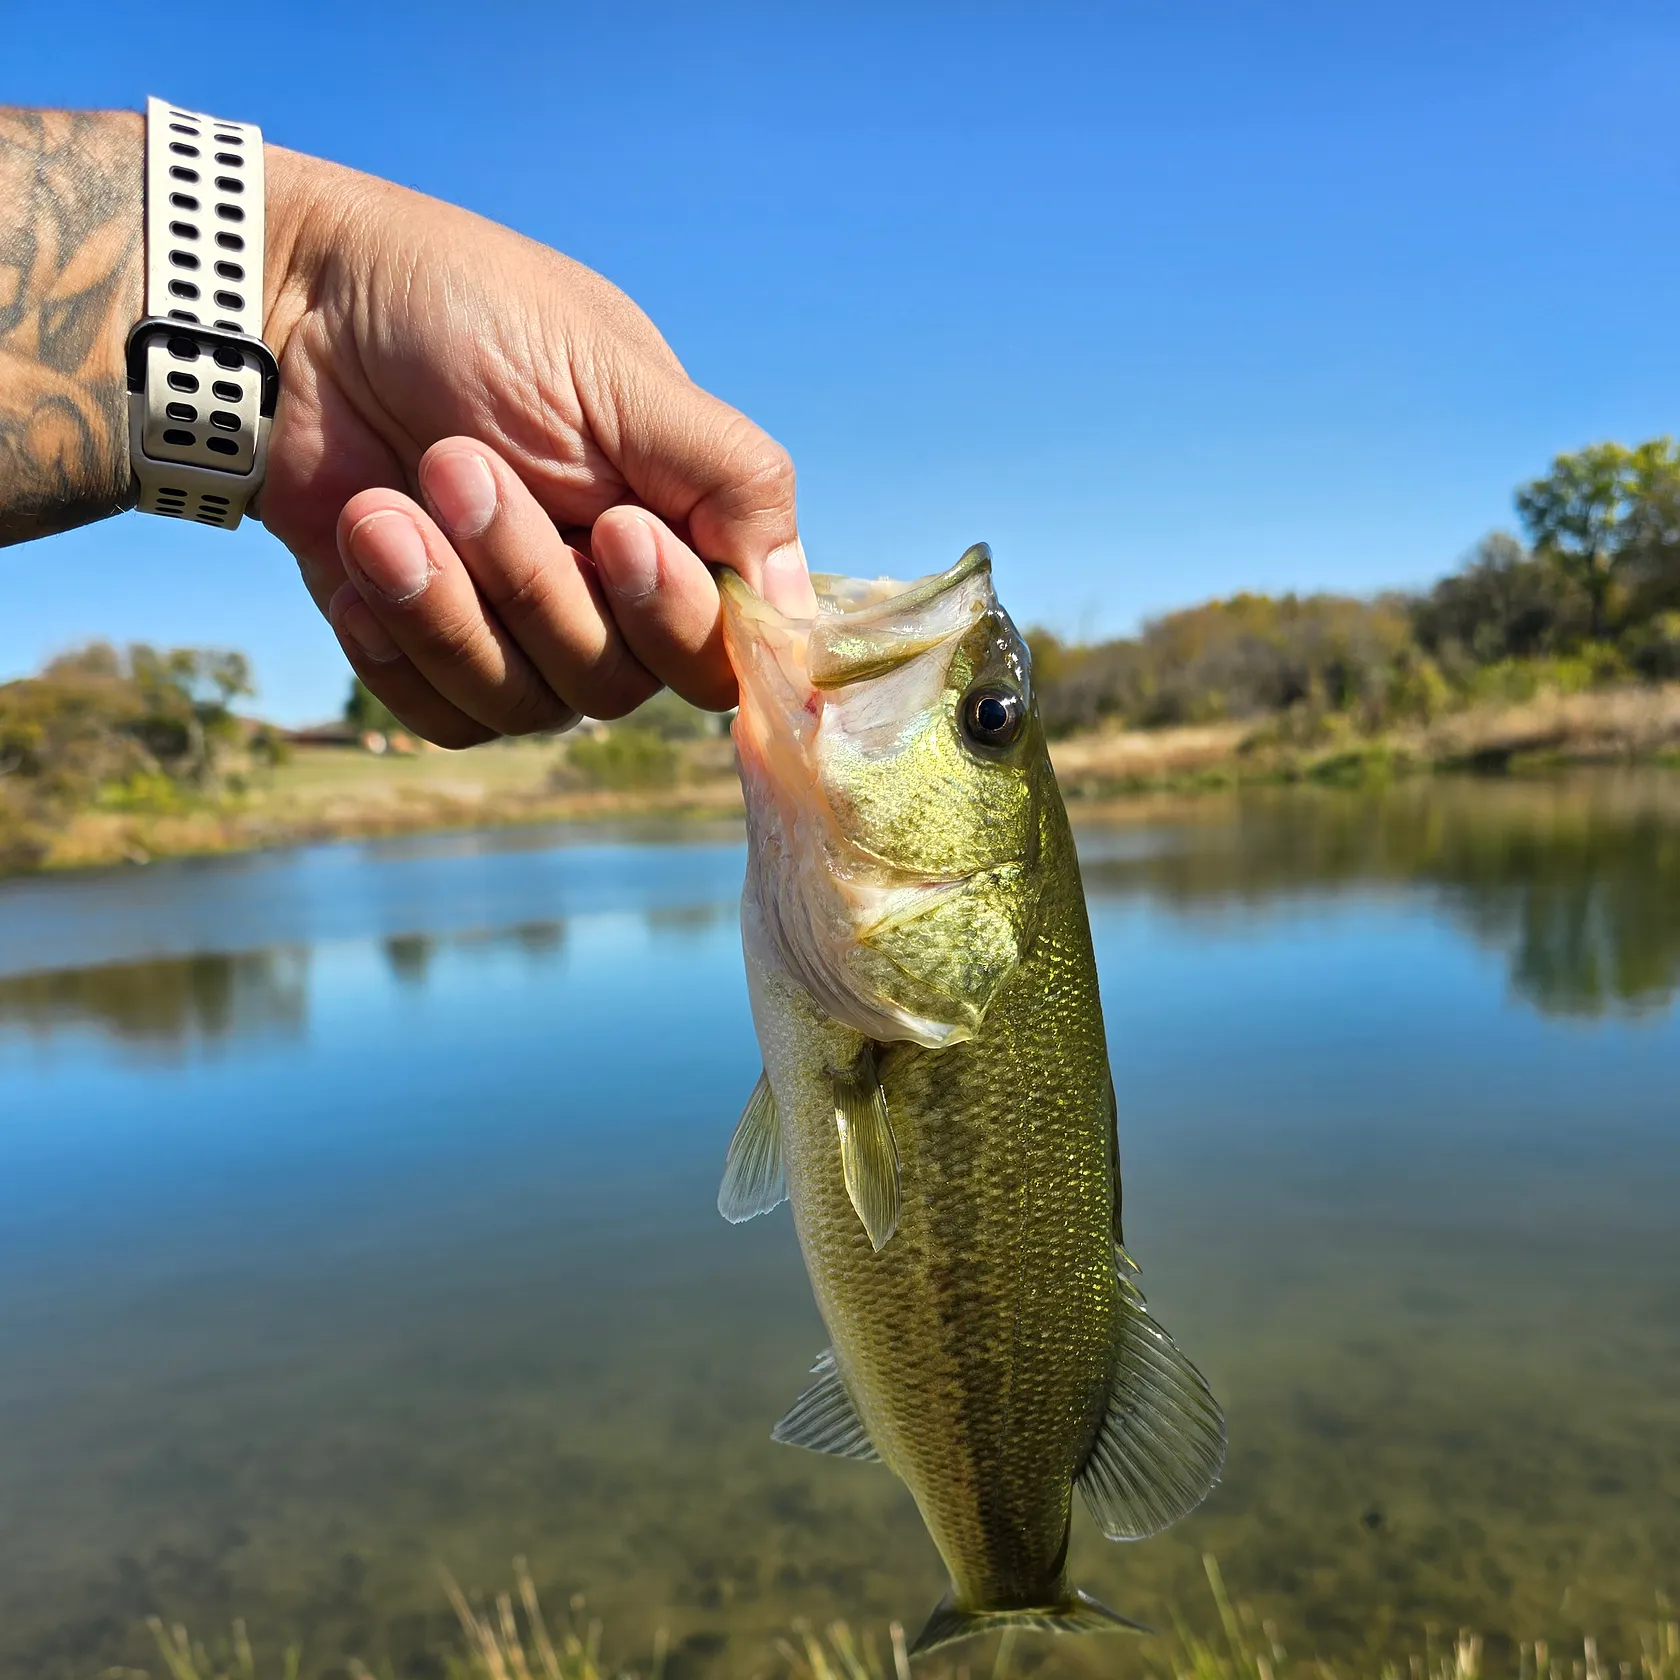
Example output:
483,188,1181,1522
261,142,343,369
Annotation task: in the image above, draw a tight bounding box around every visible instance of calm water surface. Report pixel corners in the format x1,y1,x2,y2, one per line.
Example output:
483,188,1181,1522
0,775,1676,1680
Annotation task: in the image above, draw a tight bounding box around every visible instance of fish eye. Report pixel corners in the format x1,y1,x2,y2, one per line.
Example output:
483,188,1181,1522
960,685,1026,750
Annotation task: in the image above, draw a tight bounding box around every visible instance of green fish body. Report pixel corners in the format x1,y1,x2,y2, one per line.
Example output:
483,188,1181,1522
717,547,1224,1655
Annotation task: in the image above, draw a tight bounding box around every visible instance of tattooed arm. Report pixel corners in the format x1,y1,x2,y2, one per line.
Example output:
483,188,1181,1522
0,108,142,543
0,105,808,741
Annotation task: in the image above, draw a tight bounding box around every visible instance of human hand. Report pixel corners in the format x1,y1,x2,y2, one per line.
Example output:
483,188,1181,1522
259,147,814,746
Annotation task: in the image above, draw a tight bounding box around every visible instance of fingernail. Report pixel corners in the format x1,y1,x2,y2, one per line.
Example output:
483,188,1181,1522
423,448,498,540
602,510,659,600
330,584,404,663
347,510,432,602
764,539,817,617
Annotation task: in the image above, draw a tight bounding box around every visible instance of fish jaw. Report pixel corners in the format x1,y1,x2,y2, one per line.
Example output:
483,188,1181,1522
719,554,1024,1048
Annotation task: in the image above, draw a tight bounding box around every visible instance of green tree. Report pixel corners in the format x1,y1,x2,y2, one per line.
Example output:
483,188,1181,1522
1410,532,1590,667
125,645,253,785
1516,439,1680,638
0,643,261,867
1622,440,1680,621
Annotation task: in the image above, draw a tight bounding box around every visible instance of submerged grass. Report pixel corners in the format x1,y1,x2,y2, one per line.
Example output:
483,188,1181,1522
104,1557,1679,1680
439,1559,668,1680
1154,1560,1678,1680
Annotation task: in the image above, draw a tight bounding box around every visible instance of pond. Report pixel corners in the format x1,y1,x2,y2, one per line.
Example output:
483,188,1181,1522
0,772,1676,1680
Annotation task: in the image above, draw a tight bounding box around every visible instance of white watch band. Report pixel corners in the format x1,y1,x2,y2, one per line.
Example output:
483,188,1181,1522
126,96,277,530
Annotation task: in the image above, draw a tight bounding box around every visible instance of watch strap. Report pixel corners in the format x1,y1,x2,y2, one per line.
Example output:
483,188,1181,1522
128,97,275,530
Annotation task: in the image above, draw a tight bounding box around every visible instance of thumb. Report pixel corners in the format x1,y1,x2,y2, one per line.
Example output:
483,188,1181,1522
611,370,816,616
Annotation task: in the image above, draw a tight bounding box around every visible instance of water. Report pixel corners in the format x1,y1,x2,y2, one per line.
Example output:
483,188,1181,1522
0,776,1676,1680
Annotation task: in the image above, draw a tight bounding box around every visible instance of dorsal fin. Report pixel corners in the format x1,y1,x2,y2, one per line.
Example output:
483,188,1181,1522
833,1047,900,1250
717,1071,786,1223
771,1348,881,1461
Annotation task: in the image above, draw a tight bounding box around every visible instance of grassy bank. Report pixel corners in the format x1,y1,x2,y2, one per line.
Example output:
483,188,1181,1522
119,1555,1678,1680
1050,681,1680,801
4,682,1675,879
16,735,745,876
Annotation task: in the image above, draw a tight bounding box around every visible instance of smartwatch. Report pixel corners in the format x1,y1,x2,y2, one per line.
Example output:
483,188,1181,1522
125,96,278,530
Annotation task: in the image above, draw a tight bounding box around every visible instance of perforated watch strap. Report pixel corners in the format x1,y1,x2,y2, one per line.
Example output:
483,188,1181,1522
128,96,274,530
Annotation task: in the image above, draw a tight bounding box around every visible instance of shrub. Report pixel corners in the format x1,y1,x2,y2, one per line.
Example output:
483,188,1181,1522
1032,594,1417,735
629,689,725,740
563,727,679,790
1626,611,1680,681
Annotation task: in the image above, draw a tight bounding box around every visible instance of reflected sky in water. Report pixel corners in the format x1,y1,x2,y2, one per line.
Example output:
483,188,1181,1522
0,781,1676,1680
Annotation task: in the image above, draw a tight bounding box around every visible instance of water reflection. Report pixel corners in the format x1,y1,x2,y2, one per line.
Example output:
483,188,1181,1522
0,920,587,1048
0,948,309,1048
511,918,567,957
382,932,437,985
644,901,731,943
1081,774,1680,1017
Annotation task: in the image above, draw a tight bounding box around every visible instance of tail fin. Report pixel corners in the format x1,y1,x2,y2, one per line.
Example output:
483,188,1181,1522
909,1587,1150,1657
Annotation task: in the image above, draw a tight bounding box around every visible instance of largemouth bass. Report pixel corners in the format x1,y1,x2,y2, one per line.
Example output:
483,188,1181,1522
716,545,1224,1655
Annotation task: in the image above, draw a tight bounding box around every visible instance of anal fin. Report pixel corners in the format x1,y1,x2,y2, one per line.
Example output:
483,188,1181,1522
770,1348,880,1462
833,1047,899,1251
1076,1271,1227,1542
717,1071,786,1224
910,1587,1148,1656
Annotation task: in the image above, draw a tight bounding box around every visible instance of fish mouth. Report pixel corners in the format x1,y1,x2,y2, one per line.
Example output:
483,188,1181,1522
719,543,1010,1046
806,541,993,622
719,542,994,686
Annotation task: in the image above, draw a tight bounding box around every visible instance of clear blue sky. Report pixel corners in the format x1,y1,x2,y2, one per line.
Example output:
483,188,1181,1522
8,2,1680,722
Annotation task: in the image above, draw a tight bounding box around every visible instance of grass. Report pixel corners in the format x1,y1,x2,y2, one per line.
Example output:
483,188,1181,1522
99,1557,1678,1680
8,682,1680,878
439,1560,668,1680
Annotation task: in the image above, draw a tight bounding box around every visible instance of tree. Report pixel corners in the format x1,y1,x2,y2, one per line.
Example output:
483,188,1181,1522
1516,439,1680,637
125,645,253,785
1411,532,1590,666
0,644,262,865
1622,440,1680,620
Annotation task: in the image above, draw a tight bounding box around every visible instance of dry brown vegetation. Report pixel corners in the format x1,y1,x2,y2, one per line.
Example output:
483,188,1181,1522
4,679,1677,878
112,1556,1678,1680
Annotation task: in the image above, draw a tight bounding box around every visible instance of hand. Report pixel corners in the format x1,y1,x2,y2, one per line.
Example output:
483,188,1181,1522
259,147,814,746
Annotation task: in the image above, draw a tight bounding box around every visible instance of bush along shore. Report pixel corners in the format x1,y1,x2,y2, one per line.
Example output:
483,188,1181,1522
4,438,1680,877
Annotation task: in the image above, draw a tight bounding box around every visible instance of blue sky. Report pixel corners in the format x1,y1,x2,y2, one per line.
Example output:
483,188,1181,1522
7,2,1680,722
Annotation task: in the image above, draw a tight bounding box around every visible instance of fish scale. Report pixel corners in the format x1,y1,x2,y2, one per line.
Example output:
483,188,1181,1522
717,545,1227,1655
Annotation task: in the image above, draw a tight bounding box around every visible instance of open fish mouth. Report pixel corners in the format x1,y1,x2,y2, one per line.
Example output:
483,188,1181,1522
719,542,996,691
718,544,1040,1049
803,544,996,687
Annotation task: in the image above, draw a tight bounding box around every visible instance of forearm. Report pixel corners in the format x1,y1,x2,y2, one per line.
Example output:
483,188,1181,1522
0,106,329,548
0,108,143,544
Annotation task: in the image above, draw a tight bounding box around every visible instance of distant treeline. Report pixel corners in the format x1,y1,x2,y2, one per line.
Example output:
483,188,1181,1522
0,643,273,869
5,438,1680,869
1032,438,1680,736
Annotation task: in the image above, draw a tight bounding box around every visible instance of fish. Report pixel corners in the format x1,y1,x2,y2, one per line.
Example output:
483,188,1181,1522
714,544,1225,1656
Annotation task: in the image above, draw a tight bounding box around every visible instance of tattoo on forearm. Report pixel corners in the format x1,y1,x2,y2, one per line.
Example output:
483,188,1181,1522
0,108,143,545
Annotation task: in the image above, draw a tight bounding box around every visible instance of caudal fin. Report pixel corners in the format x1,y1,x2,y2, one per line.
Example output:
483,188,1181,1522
909,1587,1150,1657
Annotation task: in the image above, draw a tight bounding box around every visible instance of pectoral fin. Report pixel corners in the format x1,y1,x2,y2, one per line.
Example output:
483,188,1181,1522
771,1348,880,1461
717,1072,786,1223
1076,1272,1227,1541
833,1049,900,1251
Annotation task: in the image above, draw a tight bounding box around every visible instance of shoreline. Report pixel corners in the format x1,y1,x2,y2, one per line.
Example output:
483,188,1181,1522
7,683,1679,881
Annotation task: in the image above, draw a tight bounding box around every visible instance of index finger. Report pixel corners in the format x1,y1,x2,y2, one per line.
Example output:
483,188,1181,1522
589,367,817,617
